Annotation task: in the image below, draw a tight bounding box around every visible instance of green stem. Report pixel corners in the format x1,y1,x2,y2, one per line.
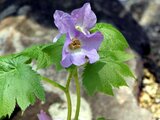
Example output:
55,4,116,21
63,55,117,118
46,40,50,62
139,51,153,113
41,76,66,92
65,71,73,120
74,68,81,120
65,89,72,120
66,71,73,88
41,74,73,120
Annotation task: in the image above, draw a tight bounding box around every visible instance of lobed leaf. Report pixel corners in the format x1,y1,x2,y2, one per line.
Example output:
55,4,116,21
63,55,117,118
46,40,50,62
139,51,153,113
21,35,65,70
82,60,134,96
42,35,65,70
83,23,135,96
0,55,45,118
91,23,128,51
99,50,134,62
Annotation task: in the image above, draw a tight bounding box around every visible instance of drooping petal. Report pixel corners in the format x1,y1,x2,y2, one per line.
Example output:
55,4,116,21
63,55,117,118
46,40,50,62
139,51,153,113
79,32,104,50
85,49,99,63
61,34,72,68
61,54,72,68
37,110,52,120
54,10,75,34
71,3,97,31
70,50,87,66
62,34,72,59
53,33,62,43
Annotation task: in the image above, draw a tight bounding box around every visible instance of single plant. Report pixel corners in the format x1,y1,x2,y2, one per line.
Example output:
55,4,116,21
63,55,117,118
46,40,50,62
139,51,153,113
0,3,134,120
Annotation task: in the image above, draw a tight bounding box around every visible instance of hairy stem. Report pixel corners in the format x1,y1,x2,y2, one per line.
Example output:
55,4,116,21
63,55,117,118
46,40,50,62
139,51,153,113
65,71,73,120
41,74,73,120
74,68,81,120
41,76,66,92
65,89,72,120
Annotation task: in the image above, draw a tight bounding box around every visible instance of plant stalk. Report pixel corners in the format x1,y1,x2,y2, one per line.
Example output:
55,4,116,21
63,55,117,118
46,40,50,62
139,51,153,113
74,68,81,120
41,74,73,120
41,76,66,92
65,71,73,120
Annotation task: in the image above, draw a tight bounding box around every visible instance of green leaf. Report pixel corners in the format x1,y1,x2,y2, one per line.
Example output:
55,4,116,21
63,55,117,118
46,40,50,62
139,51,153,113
21,35,65,70
91,23,128,51
99,50,134,62
0,55,45,118
97,117,114,120
97,117,106,120
83,23,134,96
82,60,134,96
20,44,52,69
42,35,65,70
0,55,29,72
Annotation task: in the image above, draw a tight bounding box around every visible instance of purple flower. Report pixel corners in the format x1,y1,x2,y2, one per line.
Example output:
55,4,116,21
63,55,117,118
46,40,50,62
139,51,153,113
71,3,97,34
53,3,103,67
37,110,52,120
61,31,103,67
54,3,96,36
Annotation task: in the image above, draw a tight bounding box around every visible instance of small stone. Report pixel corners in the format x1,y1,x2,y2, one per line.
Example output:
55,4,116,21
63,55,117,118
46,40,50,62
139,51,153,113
150,104,160,120
17,6,31,15
150,104,160,113
156,87,160,97
143,83,159,98
139,92,153,108
153,108,160,118
143,68,152,78
155,98,160,103
143,78,155,85
0,5,18,20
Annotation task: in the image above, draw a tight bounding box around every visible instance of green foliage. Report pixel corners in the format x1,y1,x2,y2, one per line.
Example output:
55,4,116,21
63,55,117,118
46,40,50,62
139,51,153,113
97,117,114,120
82,60,134,95
99,50,134,62
97,117,106,120
0,55,45,118
91,23,128,51
42,35,65,70
82,23,134,96
0,34,65,118
20,44,51,69
21,35,65,70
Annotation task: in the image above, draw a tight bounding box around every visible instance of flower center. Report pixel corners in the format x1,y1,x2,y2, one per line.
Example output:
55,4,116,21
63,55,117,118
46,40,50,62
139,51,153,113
69,38,81,50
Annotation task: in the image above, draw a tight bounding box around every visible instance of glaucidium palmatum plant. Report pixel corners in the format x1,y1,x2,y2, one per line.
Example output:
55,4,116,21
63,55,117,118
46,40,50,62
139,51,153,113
0,3,134,120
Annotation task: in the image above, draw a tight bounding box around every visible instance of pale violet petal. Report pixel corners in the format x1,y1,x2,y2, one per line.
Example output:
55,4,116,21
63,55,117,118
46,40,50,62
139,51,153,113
71,3,97,30
78,32,104,50
70,50,87,66
54,10,75,34
53,33,62,43
85,49,100,63
37,110,52,120
61,54,72,68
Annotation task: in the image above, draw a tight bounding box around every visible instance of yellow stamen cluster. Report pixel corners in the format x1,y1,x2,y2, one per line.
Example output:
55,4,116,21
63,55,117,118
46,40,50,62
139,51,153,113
69,38,81,50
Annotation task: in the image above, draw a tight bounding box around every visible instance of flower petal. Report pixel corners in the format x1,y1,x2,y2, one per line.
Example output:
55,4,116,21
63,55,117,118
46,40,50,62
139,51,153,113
79,32,104,50
61,54,72,68
53,33,62,43
85,49,99,63
71,3,97,30
54,10,75,34
70,50,87,66
37,110,52,120
62,34,72,58
61,34,72,68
